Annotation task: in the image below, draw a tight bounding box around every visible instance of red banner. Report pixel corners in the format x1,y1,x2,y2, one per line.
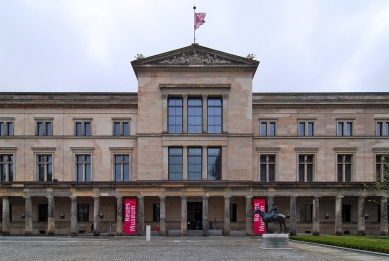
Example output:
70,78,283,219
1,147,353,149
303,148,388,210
253,198,267,234
124,198,137,235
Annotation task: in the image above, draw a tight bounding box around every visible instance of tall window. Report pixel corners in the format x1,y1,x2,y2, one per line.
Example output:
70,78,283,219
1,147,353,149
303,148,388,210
168,148,182,180
299,122,314,136
260,122,276,136
376,122,389,136
337,122,353,136
208,148,221,180
168,98,183,133
376,155,389,182
76,155,91,181
342,205,351,222
208,98,222,133
153,204,160,222
0,121,13,136
0,155,13,182
298,155,314,182
230,204,237,222
113,122,129,136
77,204,89,222
114,155,130,181
188,148,202,180
260,155,275,181
75,121,91,136
37,155,52,181
37,121,52,136
188,98,202,133
337,155,352,182
300,204,312,222
38,204,48,221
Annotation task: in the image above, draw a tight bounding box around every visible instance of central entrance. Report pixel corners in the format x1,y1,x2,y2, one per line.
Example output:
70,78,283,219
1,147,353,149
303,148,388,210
187,202,202,230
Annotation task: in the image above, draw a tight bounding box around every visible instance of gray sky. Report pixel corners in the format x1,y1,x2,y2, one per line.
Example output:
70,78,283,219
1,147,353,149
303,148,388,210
1,0,389,93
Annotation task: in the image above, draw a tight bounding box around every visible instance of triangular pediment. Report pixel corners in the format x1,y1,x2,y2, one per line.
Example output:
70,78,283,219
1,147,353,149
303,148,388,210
131,44,259,66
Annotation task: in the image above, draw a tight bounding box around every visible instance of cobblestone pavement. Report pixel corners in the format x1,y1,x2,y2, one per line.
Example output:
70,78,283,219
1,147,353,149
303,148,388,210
0,236,387,261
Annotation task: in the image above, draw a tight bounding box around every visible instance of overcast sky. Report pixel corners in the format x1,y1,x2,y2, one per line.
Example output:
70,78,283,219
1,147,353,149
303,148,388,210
1,0,389,93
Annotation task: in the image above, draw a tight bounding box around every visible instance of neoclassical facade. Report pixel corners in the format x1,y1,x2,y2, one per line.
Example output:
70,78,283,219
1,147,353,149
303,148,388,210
1,44,388,236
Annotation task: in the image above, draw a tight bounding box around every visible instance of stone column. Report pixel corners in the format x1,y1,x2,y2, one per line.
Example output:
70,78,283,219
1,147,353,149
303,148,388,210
24,196,33,236
2,196,10,236
183,94,188,134
116,196,123,236
357,196,366,236
224,196,231,236
183,146,188,180
46,196,55,236
70,196,78,236
93,196,100,236
335,196,343,236
159,196,166,236
202,95,208,133
162,94,168,133
222,94,228,133
202,196,209,237
267,196,274,233
245,196,253,236
289,196,297,236
202,146,207,180
181,196,187,236
380,196,388,236
312,196,320,236
137,196,145,236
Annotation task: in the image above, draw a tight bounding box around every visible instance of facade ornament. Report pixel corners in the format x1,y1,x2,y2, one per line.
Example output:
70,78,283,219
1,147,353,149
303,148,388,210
160,50,231,64
202,94,208,100
182,94,188,100
162,94,168,100
134,54,145,60
246,54,256,60
222,94,229,100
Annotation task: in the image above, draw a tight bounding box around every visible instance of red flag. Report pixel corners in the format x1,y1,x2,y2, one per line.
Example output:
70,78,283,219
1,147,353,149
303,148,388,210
194,13,206,30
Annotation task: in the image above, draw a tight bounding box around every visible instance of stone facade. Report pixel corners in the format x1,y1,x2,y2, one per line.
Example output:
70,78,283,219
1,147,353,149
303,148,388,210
0,44,388,236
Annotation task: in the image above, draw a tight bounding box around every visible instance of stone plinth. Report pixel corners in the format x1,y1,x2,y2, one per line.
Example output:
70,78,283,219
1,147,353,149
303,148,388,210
261,234,291,249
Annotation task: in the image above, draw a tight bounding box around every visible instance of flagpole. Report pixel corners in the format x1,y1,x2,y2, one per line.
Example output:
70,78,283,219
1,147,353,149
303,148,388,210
193,5,196,43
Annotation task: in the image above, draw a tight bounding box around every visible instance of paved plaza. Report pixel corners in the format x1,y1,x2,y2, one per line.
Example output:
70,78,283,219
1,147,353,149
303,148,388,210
0,236,388,261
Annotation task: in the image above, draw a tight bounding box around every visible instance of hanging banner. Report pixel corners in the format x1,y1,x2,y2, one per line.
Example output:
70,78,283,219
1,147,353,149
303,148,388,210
253,198,267,234
124,198,137,235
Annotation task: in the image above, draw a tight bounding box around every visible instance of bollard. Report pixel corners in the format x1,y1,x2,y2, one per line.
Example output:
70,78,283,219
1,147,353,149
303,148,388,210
146,225,151,241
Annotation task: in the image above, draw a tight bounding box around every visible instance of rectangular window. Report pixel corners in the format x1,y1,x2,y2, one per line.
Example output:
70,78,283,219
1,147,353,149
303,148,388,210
298,155,314,182
0,155,13,182
76,155,91,181
38,204,48,222
376,155,389,182
77,204,89,222
37,155,53,181
168,148,182,180
376,122,389,136
188,148,202,180
300,204,312,222
230,204,237,222
337,155,352,182
75,122,91,136
114,155,130,181
37,121,52,136
0,122,13,136
153,204,160,222
342,204,351,222
299,122,314,136
168,98,183,133
208,98,222,134
188,98,202,133
113,122,130,136
260,155,276,181
260,122,276,136
207,148,221,180
337,122,353,136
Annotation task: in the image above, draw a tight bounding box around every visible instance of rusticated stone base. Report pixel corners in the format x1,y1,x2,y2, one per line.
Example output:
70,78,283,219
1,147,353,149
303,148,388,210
261,234,291,249
25,232,33,236
2,231,10,236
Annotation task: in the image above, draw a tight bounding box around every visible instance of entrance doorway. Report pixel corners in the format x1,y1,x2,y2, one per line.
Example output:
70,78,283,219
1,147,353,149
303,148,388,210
187,202,202,230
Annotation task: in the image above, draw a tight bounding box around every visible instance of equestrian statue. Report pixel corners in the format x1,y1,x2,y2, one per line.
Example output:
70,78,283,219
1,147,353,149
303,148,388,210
253,201,288,234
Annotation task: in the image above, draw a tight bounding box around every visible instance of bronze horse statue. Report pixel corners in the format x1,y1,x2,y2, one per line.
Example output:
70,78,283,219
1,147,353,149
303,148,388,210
253,208,288,234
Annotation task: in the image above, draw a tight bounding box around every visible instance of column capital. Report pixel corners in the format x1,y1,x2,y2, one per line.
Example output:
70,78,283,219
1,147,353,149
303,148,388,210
381,196,389,200
137,195,144,200
70,196,77,201
224,196,231,199
290,195,298,199
23,196,32,199
182,94,188,100
202,195,209,200
180,196,188,199
313,195,321,199
159,196,166,200
162,94,168,100
336,195,344,199
202,94,208,100
222,94,229,100
245,196,253,199
358,195,366,199
115,196,123,199
92,195,100,199
46,195,54,199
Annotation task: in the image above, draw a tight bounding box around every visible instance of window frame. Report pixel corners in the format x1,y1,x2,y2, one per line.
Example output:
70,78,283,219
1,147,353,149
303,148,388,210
0,117,14,136
0,154,14,182
188,97,203,134
297,119,316,137
298,154,315,182
300,204,313,222
375,154,389,182
376,121,389,136
73,118,92,136
109,147,133,182
259,118,278,137
336,119,355,136
336,154,353,182
112,117,131,136
168,97,183,134
256,147,280,182
168,147,183,180
71,147,94,182
153,203,160,222
38,204,48,222
207,147,222,180
37,154,53,182
207,97,222,134
77,204,89,222
188,147,202,180
32,147,56,182
34,117,53,136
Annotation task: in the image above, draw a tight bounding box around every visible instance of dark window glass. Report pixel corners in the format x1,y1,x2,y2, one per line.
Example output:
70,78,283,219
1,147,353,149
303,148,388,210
188,98,202,133
76,122,82,136
188,148,202,180
168,98,183,133
386,123,389,136
114,123,120,136
38,155,52,181
153,204,160,222
299,122,305,136
342,205,351,222
260,155,275,182
260,123,267,136
230,204,237,222
208,98,222,134
77,204,89,222
0,122,13,136
85,122,91,136
308,122,314,136
0,155,13,182
46,122,52,136
123,122,129,136
298,164,304,181
208,148,221,180
169,148,182,180
346,122,352,136
338,122,343,136
300,204,312,222
38,204,48,221
37,122,44,136
337,155,352,182
269,123,276,136
377,122,382,136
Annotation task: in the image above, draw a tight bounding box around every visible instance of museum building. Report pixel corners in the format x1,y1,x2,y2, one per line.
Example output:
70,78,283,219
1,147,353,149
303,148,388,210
1,44,388,237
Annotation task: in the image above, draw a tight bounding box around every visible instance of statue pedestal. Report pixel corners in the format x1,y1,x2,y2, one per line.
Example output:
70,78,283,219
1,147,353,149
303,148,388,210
261,234,291,249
